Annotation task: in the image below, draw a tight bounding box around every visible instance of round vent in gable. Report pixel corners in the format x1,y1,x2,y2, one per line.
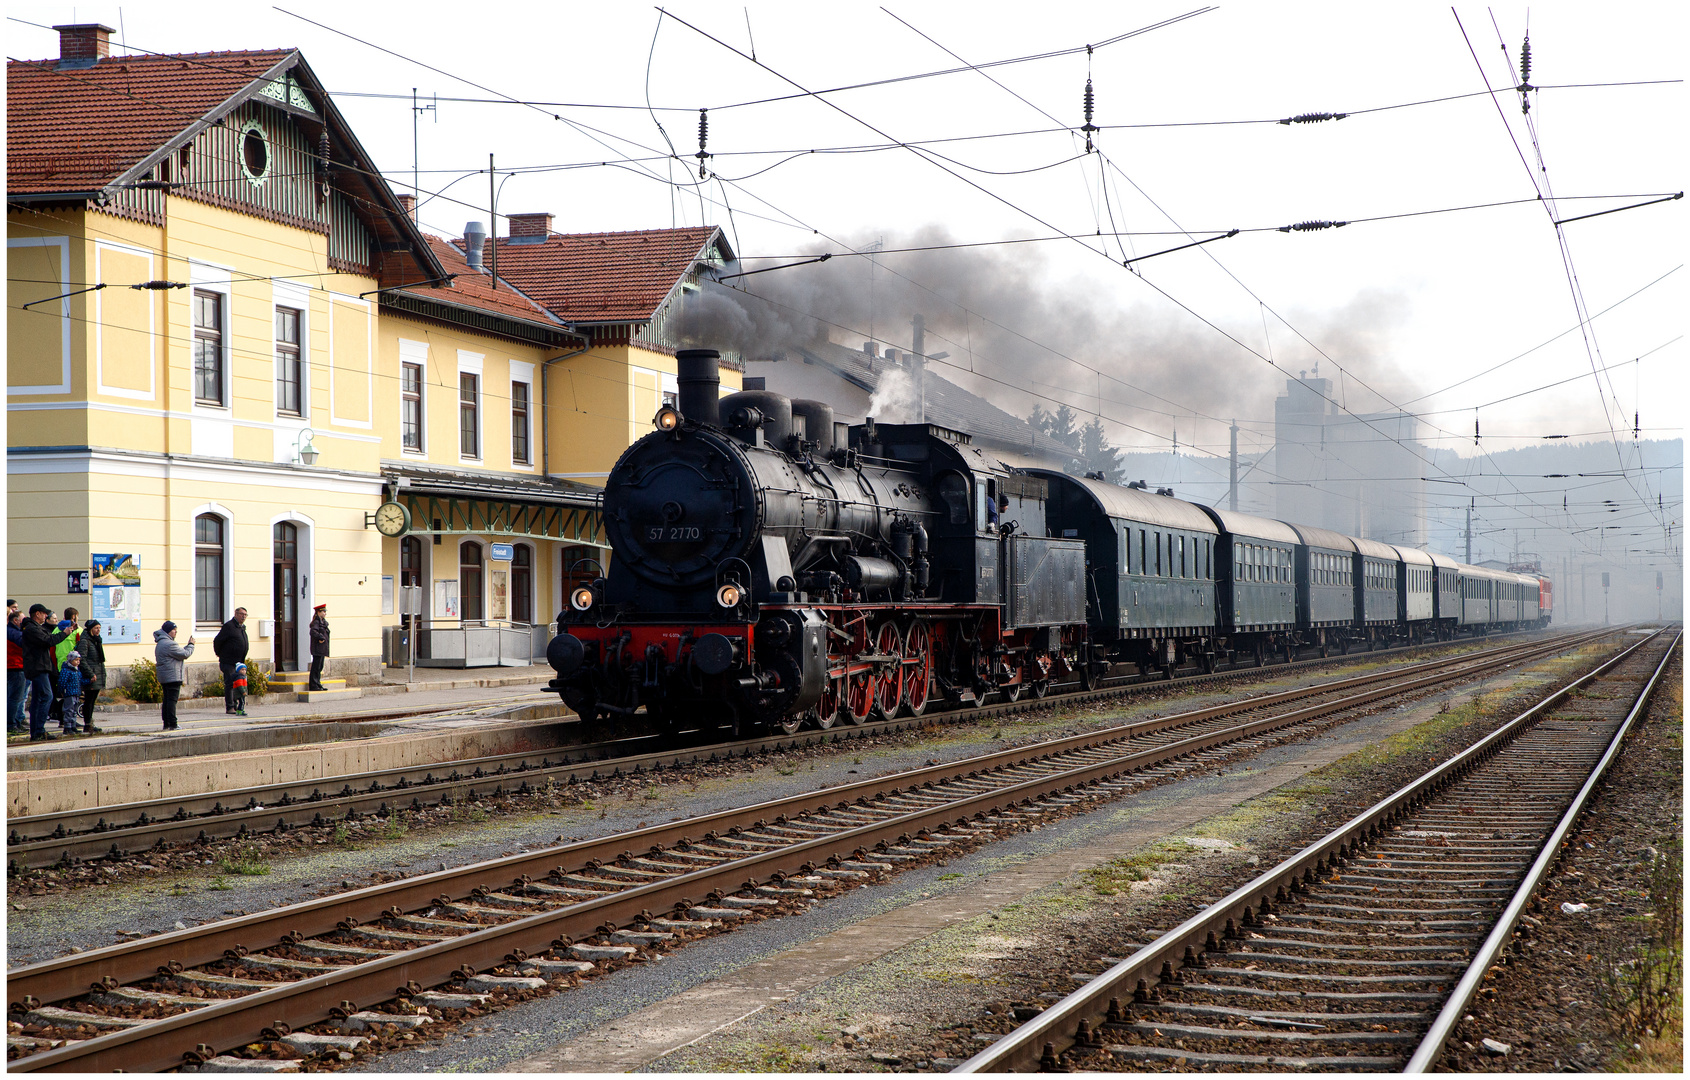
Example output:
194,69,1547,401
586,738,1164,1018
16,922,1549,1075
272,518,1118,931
240,122,271,184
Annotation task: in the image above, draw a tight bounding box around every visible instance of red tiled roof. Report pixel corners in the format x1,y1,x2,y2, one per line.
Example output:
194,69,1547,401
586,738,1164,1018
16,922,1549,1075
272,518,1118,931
398,235,564,328
7,49,296,194
487,226,722,324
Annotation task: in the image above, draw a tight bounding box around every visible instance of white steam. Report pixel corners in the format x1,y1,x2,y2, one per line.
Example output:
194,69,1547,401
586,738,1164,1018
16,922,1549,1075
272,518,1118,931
866,365,921,425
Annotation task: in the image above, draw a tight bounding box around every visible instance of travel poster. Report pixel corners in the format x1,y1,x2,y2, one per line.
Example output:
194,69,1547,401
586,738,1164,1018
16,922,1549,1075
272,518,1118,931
90,553,143,643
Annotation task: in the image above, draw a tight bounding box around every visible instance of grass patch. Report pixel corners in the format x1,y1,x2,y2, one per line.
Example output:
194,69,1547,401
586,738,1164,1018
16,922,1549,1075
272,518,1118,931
207,874,234,891
217,843,271,876
380,812,410,840
1084,840,1198,896
1596,837,1682,1050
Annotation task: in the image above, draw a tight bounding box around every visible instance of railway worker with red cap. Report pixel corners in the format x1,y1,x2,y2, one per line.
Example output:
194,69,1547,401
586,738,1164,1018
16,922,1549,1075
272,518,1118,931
307,604,330,692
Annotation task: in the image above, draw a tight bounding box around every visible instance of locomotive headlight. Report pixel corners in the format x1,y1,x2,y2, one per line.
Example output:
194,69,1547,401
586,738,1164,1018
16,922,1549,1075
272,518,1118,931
570,585,598,612
653,404,681,431
715,582,743,609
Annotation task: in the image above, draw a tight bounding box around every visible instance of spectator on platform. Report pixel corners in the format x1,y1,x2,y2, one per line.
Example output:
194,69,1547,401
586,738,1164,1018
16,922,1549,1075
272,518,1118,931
7,611,26,734
213,607,250,716
231,662,248,716
57,652,84,735
308,604,330,691
78,620,106,735
50,609,82,729
22,604,70,741
154,621,194,732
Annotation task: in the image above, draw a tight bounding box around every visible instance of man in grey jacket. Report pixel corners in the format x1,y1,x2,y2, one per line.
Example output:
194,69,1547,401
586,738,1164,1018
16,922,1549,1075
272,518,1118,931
154,621,194,731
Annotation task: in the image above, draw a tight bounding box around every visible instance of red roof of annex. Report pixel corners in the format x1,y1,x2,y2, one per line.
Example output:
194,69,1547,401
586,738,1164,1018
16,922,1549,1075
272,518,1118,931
485,226,725,324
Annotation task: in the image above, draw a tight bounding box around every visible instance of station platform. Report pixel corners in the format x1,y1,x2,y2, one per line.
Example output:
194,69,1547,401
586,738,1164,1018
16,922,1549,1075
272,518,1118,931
6,665,576,818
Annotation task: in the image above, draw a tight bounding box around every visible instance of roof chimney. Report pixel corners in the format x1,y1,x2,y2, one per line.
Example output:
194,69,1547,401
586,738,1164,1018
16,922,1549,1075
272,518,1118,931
507,212,552,243
463,221,487,271
56,23,114,68
862,341,878,357
395,194,417,223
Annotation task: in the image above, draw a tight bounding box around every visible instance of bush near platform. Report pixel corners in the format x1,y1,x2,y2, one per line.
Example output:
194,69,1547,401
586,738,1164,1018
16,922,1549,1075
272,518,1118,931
200,680,224,698
127,659,162,703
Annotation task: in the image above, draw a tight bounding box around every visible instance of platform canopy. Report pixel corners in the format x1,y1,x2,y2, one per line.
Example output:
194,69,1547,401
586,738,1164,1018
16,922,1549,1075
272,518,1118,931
382,465,606,549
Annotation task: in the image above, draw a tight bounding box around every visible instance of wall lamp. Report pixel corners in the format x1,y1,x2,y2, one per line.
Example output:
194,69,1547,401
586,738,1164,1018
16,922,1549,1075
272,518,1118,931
293,428,319,466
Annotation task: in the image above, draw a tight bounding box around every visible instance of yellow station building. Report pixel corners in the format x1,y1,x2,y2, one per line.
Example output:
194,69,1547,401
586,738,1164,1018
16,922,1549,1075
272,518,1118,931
7,25,739,691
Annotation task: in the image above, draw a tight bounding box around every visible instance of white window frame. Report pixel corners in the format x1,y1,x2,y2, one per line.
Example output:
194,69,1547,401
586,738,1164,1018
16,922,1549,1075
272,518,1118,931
399,338,429,456
94,238,157,401
188,261,234,413
457,351,484,461
8,235,73,394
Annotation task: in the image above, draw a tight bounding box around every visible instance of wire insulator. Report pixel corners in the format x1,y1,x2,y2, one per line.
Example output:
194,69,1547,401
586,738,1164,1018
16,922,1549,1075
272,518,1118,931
1277,220,1349,233
1277,112,1349,125
695,108,712,179
1080,78,1099,152
1519,37,1532,84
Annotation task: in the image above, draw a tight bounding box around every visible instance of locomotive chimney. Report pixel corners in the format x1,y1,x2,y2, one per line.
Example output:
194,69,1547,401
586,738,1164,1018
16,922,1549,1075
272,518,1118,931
676,348,721,425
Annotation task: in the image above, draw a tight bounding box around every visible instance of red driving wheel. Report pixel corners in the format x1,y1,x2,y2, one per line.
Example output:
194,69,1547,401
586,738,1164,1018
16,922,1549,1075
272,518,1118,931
902,621,932,716
873,621,904,720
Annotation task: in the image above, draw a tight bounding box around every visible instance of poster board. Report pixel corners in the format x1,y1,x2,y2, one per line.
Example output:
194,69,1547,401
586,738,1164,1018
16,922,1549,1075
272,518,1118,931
434,579,459,620
90,554,142,643
381,576,395,615
490,567,509,621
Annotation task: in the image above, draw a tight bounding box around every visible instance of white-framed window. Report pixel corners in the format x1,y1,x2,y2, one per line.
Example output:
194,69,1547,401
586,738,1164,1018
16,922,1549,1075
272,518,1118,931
459,373,480,458
457,351,484,461
402,362,425,451
399,339,428,454
194,512,228,626
511,379,531,465
275,305,303,415
193,289,226,406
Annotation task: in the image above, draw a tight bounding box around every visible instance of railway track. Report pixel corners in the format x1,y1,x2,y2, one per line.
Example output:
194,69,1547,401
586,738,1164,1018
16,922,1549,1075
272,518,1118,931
3,627,1619,1072
7,630,1566,872
956,625,1679,1073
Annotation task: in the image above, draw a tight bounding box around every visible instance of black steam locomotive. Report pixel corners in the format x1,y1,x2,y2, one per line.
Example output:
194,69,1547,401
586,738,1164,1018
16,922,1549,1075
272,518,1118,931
547,348,1550,736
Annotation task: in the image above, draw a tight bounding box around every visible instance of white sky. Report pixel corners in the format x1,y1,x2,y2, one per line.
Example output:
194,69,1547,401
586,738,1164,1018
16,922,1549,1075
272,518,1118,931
11,2,1684,473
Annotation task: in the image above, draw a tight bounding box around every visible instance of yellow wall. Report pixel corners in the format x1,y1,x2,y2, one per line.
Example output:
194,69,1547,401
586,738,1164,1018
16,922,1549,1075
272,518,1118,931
375,312,550,470
544,344,742,481
9,198,727,667
7,461,383,674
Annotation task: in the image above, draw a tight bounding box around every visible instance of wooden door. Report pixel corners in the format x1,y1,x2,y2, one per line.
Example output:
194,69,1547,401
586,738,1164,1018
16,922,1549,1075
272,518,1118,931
273,522,298,670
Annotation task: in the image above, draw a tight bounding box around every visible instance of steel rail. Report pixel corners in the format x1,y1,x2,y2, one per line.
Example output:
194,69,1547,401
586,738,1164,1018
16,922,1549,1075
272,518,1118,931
1404,628,1681,1071
6,631,1592,871
954,626,1670,1072
5,629,1603,1070
4,627,1606,1007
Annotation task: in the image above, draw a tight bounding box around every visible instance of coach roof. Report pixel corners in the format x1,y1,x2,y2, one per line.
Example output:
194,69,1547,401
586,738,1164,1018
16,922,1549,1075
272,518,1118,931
1195,506,1301,544
1034,472,1219,533
1282,522,1358,553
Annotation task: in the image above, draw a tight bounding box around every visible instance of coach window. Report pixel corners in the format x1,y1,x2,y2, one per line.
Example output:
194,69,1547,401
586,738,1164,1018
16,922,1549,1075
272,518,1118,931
1154,533,1162,576
1139,531,1147,576
1178,535,1186,578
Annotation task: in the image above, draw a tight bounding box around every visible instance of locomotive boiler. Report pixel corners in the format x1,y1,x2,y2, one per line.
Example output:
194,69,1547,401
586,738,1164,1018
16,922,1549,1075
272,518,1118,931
548,349,1088,734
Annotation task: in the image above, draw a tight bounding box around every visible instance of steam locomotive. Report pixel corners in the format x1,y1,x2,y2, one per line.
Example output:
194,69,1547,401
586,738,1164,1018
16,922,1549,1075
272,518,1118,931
547,348,1551,736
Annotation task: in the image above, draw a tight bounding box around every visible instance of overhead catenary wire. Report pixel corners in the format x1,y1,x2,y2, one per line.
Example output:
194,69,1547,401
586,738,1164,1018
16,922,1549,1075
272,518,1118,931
10,13,1672,559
